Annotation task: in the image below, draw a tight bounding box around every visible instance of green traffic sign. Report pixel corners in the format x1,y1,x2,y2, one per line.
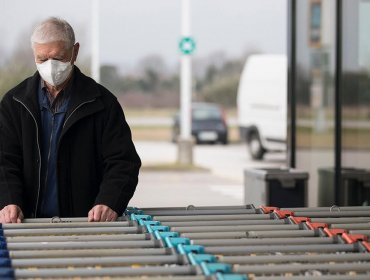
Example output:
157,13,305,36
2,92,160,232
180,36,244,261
179,36,196,55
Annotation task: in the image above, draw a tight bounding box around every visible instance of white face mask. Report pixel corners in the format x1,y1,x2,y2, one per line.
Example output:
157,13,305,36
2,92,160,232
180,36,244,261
36,52,74,86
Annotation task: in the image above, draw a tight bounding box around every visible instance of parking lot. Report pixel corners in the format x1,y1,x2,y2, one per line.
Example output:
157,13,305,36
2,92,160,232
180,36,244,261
129,141,286,207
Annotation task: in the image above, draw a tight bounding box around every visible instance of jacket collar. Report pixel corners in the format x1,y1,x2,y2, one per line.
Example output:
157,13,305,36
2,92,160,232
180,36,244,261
66,66,102,115
12,66,102,119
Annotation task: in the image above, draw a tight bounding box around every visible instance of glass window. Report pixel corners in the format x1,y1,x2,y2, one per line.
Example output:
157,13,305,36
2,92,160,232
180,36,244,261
294,0,336,206
193,107,222,121
340,0,370,206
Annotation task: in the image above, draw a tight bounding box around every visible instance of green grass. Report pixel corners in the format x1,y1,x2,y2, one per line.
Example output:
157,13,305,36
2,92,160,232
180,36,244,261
131,126,240,143
125,108,177,118
296,126,370,149
141,163,209,172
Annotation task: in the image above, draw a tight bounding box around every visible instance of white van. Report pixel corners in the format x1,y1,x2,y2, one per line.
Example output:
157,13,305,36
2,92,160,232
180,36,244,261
237,54,287,160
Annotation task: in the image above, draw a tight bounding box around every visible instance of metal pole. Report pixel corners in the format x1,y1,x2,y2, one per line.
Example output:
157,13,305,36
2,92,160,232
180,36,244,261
9,248,170,258
2,226,141,236
140,205,253,211
220,252,370,264
194,236,335,247
178,0,193,165
5,240,160,250
205,243,356,255
1,221,131,229
11,255,183,268
287,0,296,168
91,0,100,82
155,214,271,222
254,275,370,280
22,216,127,223
180,0,191,140
160,219,285,227
235,262,370,275
246,230,316,238
14,265,197,278
180,62,191,141
144,209,257,216
6,233,148,243
334,0,343,206
171,224,300,233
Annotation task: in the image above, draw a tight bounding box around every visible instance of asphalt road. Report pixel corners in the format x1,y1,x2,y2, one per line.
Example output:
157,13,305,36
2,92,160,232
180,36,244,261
129,141,286,207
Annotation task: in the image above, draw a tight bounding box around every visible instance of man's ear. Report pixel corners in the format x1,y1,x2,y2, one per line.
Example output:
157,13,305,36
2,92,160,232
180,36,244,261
72,42,80,63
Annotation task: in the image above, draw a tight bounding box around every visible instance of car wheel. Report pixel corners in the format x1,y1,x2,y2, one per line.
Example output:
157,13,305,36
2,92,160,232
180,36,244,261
220,136,228,145
248,132,265,160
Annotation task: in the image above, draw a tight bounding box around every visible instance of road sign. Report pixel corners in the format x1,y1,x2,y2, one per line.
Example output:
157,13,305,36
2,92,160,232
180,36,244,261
179,36,196,55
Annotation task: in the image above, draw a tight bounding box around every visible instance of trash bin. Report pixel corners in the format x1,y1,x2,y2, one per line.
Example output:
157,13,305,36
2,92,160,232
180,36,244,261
318,167,370,206
244,168,309,208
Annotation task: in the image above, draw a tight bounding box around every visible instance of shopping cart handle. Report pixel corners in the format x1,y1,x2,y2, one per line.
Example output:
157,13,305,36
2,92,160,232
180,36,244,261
323,228,346,237
177,244,205,254
130,214,152,222
260,206,279,213
216,273,248,280
342,233,368,244
306,222,328,230
201,263,232,275
146,225,170,233
274,210,294,219
164,237,190,248
154,231,179,240
187,253,217,265
290,216,311,224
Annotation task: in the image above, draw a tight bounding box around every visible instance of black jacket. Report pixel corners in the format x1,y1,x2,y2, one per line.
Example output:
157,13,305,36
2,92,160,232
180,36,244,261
0,67,141,218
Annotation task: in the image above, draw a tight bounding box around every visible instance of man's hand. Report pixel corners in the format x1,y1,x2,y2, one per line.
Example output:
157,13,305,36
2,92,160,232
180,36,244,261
0,204,24,223
88,205,118,222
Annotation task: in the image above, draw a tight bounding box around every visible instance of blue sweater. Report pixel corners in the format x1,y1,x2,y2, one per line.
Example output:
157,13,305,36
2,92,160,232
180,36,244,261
37,82,71,217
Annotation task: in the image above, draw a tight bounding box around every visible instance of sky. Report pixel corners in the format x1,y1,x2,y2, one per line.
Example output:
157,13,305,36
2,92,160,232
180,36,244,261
0,0,287,72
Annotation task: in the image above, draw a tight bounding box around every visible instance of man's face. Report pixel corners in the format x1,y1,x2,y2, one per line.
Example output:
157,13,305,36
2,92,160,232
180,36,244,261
33,41,78,64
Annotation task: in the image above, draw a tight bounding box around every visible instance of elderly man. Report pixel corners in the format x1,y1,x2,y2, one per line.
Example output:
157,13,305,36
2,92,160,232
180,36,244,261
0,17,141,223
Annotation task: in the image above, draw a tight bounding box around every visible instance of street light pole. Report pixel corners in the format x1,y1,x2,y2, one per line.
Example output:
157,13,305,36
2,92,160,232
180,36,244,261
178,0,194,165
92,0,100,83
180,0,192,140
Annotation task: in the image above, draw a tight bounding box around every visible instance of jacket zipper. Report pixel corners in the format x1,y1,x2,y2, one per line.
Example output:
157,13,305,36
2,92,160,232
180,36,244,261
63,99,96,129
13,97,42,218
41,114,55,213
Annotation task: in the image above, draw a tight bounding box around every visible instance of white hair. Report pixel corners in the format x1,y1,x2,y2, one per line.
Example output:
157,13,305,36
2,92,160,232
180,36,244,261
31,17,75,49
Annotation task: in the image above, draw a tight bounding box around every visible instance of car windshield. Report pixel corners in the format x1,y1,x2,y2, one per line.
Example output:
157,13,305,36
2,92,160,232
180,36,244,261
193,107,222,121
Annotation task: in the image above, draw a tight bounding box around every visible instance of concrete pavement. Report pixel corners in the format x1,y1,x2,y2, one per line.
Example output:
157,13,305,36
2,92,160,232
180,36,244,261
130,141,244,207
129,170,243,208
129,141,285,208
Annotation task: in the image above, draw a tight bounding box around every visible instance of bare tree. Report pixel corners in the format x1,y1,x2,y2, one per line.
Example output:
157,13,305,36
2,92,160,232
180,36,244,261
135,54,168,77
